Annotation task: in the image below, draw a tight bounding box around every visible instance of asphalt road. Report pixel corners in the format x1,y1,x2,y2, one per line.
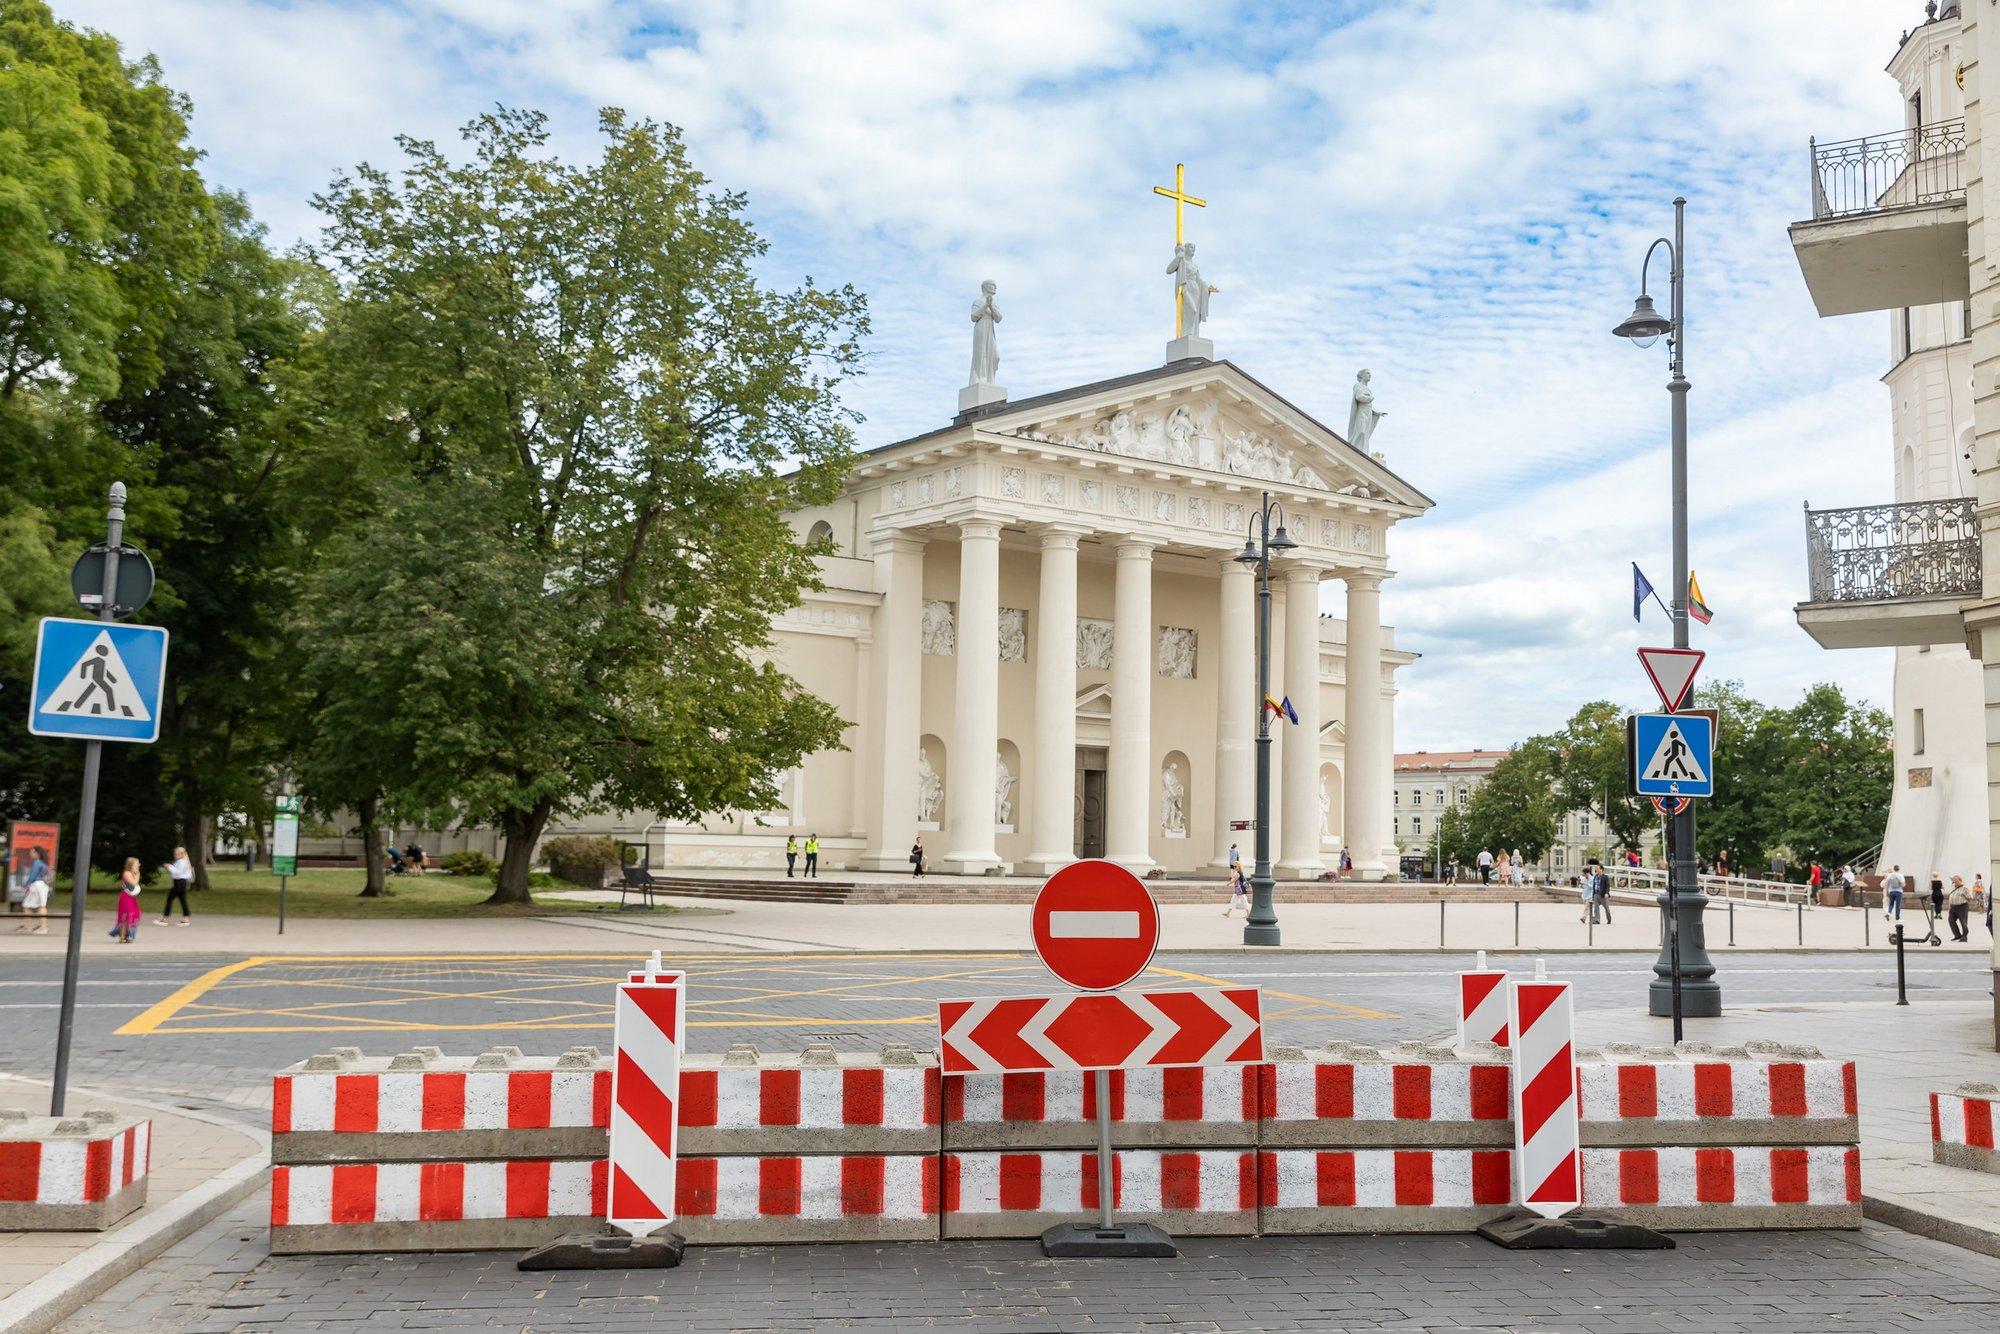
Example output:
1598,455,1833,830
0,948,1986,1122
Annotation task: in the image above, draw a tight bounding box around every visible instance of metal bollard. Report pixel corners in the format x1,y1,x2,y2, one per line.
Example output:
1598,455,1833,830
1893,924,1910,1005
1796,903,1803,947
1864,907,1869,948
1439,899,1446,948
1728,899,1735,947
1513,900,1520,948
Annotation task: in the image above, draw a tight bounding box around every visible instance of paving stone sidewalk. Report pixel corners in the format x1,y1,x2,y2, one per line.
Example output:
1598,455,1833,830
60,1191,2000,1333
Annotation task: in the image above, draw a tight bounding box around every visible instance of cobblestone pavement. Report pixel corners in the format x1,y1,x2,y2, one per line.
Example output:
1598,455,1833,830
61,1190,2000,1333
3,951,1984,1119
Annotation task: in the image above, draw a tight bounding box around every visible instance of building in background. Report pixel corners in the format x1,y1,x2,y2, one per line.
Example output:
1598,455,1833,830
1790,0,1985,884
1393,749,1659,879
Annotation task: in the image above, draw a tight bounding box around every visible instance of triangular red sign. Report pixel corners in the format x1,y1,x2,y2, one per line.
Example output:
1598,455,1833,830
1637,646,1704,712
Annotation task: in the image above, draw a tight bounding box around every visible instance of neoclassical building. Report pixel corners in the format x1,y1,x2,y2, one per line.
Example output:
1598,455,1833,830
638,346,1431,878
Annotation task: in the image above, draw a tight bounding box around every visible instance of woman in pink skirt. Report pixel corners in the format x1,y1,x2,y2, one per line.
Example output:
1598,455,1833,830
109,857,143,944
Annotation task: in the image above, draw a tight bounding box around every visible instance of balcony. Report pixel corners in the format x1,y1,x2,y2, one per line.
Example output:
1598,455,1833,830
1789,120,1968,317
1796,498,1980,649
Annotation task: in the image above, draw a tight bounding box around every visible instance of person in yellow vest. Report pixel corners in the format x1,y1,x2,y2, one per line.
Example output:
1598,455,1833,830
804,833,819,878
784,835,798,878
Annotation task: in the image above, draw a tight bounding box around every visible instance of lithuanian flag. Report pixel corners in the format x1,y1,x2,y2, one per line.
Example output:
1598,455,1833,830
1688,572,1714,625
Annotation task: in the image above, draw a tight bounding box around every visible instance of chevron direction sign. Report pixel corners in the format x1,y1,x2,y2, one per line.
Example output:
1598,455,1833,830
937,986,1264,1075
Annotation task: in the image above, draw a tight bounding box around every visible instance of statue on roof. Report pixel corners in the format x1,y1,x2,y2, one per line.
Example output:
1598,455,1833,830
1346,369,1385,453
968,280,1001,387
1167,243,1218,338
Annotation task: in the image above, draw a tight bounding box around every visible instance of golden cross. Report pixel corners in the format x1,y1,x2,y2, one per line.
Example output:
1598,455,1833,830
1153,162,1207,336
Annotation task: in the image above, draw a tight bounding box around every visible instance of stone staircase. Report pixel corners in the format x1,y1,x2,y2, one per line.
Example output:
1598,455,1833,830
644,874,1575,908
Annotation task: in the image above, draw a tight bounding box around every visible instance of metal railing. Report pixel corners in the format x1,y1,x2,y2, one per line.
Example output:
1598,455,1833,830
1803,498,1979,604
1608,865,1810,907
1809,119,1965,220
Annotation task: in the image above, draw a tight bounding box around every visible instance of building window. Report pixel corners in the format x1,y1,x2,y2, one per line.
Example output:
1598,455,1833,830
1411,816,1422,836
1457,788,1468,807
1411,790,1421,806
1964,300,1975,341
1579,814,1591,837
1392,817,1399,836
1394,789,1402,807
1914,707,1926,756
1435,788,1444,805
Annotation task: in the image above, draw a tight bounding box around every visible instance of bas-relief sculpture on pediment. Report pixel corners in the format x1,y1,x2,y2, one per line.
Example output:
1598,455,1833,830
1003,394,1394,496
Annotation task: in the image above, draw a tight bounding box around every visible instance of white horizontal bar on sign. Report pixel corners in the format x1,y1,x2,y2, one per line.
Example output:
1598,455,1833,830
1047,911,1140,939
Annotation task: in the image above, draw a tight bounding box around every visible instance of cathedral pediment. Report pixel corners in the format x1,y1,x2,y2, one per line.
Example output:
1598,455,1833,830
979,362,1425,509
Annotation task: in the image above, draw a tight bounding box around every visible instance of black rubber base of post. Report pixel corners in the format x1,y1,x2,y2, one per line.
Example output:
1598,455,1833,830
1039,1221,1178,1258
517,1231,685,1270
1477,1212,1675,1250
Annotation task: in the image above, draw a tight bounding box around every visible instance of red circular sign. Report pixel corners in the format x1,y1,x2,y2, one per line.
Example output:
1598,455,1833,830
1031,859,1160,992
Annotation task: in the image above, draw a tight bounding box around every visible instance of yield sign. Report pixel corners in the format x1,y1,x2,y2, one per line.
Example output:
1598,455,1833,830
937,987,1263,1074
1636,646,1703,713
1031,859,1160,993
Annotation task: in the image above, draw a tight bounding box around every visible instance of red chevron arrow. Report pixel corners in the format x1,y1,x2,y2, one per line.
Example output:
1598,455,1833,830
937,987,1263,1075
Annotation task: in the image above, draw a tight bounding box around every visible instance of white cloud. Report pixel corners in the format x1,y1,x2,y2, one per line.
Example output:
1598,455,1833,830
61,0,1916,745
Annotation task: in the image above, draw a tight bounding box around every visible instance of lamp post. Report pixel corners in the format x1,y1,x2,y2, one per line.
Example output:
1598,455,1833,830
1611,196,1721,1040
1233,490,1296,946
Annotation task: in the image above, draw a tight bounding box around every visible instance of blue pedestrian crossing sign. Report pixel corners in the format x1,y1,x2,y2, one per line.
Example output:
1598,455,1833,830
27,617,169,743
1629,711,1713,799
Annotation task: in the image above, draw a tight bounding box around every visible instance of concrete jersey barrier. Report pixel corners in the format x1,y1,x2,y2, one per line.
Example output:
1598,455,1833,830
0,1109,151,1231
1931,1081,1999,1174
943,1066,1258,1150
1259,1041,1513,1148
1578,1041,1858,1146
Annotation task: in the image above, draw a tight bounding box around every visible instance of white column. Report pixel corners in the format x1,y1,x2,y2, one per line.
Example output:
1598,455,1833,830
1210,558,1256,868
1378,671,1400,870
943,517,1004,874
1279,566,1326,877
848,633,871,838
858,533,926,870
1023,529,1082,874
1342,570,1390,879
1107,539,1156,873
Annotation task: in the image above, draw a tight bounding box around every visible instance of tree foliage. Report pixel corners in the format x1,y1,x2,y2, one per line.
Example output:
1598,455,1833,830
296,109,868,901
1464,745,1561,863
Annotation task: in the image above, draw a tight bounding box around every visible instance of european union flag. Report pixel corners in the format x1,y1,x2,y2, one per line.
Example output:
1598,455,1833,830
1632,563,1655,624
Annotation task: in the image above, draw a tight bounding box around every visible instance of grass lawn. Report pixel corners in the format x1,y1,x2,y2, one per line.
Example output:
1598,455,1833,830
42,865,724,920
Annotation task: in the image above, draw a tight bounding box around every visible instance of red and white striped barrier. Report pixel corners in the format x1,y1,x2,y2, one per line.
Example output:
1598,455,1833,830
943,1066,1258,1149
1456,961,1509,1050
272,1063,608,1141
683,1053,939,1155
0,1115,151,1230
608,963,684,1237
1580,1146,1861,1227
1508,979,1579,1217
1578,1056,1858,1144
1258,1048,1512,1147
941,1150,1257,1237
1257,1148,1513,1233
677,1154,939,1243
1931,1082,2000,1174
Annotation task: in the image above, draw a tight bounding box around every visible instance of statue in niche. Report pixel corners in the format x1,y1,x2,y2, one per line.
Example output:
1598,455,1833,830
1161,762,1188,835
1163,405,1198,465
968,280,1001,387
1346,369,1385,453
995,753,1016,827
916,747,944,824
921,600,956,656
1319,778,1332,839
1166,243,1218,337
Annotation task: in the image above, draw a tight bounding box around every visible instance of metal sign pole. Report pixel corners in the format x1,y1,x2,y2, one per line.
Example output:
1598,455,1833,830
279,875,287,935
50,483,124,1116
1094,1068,1114,1230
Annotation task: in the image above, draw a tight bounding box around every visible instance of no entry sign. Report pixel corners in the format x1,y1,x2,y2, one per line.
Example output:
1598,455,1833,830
1031,860,1160,992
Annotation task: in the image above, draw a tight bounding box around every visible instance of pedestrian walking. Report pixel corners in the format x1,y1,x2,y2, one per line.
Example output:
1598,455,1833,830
158,846,193,925
1477,847,1493,885
14,845,51,934
909,836,926,878
1223,865,1250,918
804,833,819,878
1228,843,1242,877
1884,865,1906,922
1595,864,1613,923
1579,864,1597,924
109,857,142,944
1808,861,1823,894
1509,850,1525,888
1947,876,1972,942
1928,872,1946,920
784,836,798,878
1338,847,1352,878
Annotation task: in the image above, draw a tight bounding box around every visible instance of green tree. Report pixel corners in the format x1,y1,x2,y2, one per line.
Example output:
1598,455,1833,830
1428,804,1477,874
1546,701,1655,854
300,109,868,902
1464,746,1561,864
1768,682,1891,868
1690,679,1783,870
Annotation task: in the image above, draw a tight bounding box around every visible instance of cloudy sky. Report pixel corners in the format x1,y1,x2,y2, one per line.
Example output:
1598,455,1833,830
66,0,1918,748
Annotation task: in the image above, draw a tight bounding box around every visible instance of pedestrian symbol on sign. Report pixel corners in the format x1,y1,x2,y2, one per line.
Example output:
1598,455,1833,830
28,617,169,744
1642,721,1704,785
1629,711,1713,799
42,633,149,721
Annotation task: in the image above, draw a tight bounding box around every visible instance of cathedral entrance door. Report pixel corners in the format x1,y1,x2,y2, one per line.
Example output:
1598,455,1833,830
1075,747,1108,859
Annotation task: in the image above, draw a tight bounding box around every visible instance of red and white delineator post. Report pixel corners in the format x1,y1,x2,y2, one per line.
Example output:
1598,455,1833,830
1507,978,1580,1218
608,952,686,1238
1456,950,1510,1050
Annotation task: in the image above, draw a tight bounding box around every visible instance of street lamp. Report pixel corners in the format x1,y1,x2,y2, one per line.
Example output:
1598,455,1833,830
1612,196,1721,1041
1233,490,1295,946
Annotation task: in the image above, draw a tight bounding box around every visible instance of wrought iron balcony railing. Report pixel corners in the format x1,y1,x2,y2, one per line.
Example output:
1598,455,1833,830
1809,119,1965,220
1803,498,1979,604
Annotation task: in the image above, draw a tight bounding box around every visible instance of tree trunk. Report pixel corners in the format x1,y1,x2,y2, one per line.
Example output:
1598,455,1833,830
179,794,212,892
357,795,386,897
489,799,554,905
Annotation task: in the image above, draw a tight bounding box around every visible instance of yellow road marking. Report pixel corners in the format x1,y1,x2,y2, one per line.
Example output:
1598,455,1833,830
1143,963,1397,1021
